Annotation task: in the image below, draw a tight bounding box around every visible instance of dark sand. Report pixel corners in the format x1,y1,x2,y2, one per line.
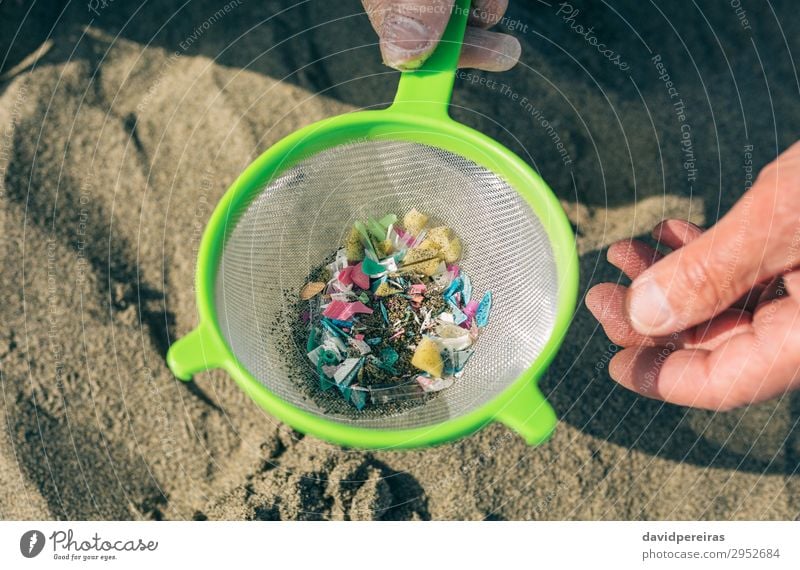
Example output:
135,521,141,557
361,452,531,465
1,0,799,520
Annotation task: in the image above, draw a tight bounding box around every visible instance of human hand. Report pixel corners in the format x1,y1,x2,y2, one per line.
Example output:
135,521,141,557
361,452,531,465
362,0,521,71
586,141,800,411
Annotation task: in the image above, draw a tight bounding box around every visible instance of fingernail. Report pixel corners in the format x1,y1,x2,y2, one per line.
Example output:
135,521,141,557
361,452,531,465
627,278,676,334
380,13,434,68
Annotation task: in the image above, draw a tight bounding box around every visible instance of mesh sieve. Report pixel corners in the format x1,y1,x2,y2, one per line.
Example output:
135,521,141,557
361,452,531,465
214,139,559,430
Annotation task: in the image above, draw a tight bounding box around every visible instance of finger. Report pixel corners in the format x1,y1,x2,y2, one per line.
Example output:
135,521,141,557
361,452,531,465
364,0,455,70
586,283,667,347
654,220,765,312
587,284,750,350
468,0,509,28
652,219,703,250
611,294,800,411
626,143,800,336
607,240,663,280
785,268,800,297
458,27,520,71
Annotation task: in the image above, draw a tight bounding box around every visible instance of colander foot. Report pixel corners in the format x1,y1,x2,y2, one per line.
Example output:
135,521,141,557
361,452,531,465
167,325,230,381
496,385,557,445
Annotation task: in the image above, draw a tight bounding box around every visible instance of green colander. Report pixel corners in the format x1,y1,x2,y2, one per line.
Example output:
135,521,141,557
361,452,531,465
167,0,578,449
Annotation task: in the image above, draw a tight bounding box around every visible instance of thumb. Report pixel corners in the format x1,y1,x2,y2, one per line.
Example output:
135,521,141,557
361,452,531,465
363,0,455,70
626,144,800,336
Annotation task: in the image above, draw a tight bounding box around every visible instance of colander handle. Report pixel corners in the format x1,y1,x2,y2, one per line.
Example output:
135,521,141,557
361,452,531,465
389,0,471,118
496,384,558,445
166,325,230,381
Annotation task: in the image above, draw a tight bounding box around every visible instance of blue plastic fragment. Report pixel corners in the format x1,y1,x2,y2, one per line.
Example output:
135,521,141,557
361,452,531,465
334,357,363,387
366,337,383,346
380,347,399,367
329,318,354,329
350,387,368,410
451,305,468,325
379,301,389,324
443,275,463,300
461,273,473,304
444,348,474,374
321,318,349,338
476,291,492,327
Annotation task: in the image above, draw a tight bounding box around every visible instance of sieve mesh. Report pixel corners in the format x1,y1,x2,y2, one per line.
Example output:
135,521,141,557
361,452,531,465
214,139,559,430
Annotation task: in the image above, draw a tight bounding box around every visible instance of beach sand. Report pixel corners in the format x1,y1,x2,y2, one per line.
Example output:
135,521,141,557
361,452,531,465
1,0,799,520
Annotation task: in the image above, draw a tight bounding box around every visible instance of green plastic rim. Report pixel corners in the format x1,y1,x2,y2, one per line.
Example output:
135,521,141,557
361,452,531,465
166,0,579,449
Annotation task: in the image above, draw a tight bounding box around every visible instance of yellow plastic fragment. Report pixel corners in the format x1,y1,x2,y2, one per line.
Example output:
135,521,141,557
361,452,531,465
403,208,429,236
376,239,394,257
345,226,364,262
411,337,444,378
424,226,462,263
374,281,401,297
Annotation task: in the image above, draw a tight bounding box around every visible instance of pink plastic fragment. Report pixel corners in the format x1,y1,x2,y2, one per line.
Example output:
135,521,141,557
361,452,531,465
323,300,374,320
464,300,479,318
409,283,426,295
460,299,480,328
394,227,416,247
349,301,373,315
338,266,354,286
322,300,349,319
351,262,370,290
354,333,365,341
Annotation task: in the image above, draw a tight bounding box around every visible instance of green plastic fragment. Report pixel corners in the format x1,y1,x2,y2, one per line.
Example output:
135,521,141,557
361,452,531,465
357,291,370,304
377,214,398,231
319,376,336,391
306,326,321,353
361,257,385,276
353,221,376,256
366,219,387,242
